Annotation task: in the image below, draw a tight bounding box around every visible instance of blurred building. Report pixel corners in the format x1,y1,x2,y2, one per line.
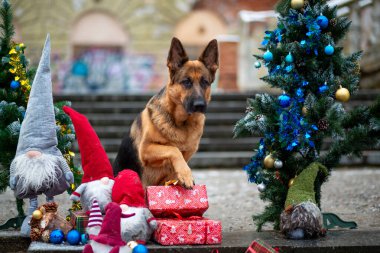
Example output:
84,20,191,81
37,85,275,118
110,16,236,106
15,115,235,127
10,0,380,93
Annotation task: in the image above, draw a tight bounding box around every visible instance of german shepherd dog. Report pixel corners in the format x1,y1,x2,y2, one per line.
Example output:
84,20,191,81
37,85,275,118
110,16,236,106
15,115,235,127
113,37,219,189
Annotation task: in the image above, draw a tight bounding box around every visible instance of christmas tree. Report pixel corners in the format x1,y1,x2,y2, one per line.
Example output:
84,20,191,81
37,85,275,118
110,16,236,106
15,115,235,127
234,0,380,231
0,0,81,222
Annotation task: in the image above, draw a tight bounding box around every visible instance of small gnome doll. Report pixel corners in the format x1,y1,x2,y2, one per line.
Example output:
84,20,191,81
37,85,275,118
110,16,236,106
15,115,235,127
87,199,104,236
9,35,74,236
280,162,328,239
83,202,132,253
112,169,157,243
63,106,114,213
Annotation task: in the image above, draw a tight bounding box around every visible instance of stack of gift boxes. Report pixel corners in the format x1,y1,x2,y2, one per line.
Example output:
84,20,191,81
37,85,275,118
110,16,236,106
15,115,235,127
69,184,222,245
147,184,222,245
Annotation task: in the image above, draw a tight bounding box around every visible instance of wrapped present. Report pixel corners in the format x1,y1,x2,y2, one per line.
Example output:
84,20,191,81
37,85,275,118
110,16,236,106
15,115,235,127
153,217,222,245
246,239,279,253
70,210,89,234
147,185,209,218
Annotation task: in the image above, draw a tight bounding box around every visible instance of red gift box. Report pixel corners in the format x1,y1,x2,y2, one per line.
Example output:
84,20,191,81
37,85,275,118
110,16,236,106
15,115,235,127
246,239,279,253
147,185,209,218
153,218,222,245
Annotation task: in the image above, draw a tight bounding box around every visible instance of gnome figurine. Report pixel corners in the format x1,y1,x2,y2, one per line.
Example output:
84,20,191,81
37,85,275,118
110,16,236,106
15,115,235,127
63,106,114,213
87,199,104,237
112,169,157,244
9,35,74,236
280,162,328,239
83,202,133,253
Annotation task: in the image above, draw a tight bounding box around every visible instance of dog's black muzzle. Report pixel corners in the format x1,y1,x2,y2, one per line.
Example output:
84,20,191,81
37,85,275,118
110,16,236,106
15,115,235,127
185,96,207,114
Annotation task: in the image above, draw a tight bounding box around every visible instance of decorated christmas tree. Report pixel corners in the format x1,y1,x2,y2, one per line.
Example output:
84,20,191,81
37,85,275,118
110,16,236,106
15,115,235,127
234,0,380,233
0,0,81,225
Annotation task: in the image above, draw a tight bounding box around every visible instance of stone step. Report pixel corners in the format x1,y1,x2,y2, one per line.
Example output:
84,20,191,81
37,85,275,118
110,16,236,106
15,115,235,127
26,229,380,253
70,101,247,114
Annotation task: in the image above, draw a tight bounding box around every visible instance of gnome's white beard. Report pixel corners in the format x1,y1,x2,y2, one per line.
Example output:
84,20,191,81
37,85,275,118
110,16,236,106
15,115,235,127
81,179,114,213
13,153,61,195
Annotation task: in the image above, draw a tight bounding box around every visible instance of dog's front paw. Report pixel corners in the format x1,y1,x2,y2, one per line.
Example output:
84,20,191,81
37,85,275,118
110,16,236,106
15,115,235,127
177,169,194,189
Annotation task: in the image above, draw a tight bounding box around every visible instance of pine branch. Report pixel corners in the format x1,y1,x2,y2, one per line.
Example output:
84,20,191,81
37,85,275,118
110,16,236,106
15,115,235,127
0,0,14,57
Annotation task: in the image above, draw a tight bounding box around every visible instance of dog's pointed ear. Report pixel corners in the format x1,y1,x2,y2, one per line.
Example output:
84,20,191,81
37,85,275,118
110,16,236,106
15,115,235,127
167,37,189,78
199,39,219,78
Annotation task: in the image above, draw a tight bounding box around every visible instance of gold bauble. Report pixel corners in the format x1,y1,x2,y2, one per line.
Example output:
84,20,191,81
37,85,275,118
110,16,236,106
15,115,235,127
263,155,275,169
335,86,350,102
41,230,50,243
288,178,295,187
302,106,308,116
32,210,43,220
291,0,304,9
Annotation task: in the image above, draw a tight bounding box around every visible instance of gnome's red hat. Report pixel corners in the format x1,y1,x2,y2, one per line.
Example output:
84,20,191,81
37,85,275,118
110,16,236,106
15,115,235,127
112,169,146,208
63,106,113,183
90,202,125,247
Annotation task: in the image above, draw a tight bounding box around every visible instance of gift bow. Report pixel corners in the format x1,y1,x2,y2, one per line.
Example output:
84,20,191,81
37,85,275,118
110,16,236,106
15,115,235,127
172,212,203,220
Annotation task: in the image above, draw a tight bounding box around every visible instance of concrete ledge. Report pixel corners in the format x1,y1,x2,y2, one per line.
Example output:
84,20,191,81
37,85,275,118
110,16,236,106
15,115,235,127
0,230,30,252
27,229,380,253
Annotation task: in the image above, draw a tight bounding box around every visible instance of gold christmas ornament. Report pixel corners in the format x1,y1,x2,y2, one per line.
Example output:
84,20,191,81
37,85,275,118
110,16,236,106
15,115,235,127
263,155,275,169
127,241,138,249
288,178,295,187
32,210,43,220
291,0,304,9
302,106,308,116
335,85,350,102
41,230,50,243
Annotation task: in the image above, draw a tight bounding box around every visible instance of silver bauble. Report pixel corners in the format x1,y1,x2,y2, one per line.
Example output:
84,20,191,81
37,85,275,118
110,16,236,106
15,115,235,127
257,183,266,193
274,159,283,169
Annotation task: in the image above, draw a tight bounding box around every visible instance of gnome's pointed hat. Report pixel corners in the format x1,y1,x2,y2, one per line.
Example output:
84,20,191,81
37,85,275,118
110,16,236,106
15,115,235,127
112,169,146,208
88,199,103,228
63,106,113,183
285,162,328,209
16,34,62,157
91,202,126,247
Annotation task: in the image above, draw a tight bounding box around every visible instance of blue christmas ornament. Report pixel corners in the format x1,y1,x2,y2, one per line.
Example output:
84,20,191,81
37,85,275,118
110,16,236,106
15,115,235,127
67,230,81,245
10,80,20,89
254,61,261,68
81,234,88,244
263,50,273,62
278,93,291,108
285,53,294,63
324,44,334,55
133,244,149,253
316,15,329,29
49,229,64,244
319,82,329,93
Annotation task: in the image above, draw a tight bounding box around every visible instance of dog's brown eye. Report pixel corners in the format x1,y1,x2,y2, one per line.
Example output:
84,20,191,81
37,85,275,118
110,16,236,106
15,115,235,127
181,79,192,89
200,78,210,89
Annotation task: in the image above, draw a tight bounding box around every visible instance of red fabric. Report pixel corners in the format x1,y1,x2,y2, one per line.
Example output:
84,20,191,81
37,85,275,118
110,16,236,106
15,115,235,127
245,239,278,253
153,218,222,245
112,169,146,207
147,185,209,218
83,244,94,253
63,106,113,183
72,191,80,197
109,246,120,253
91,202,126,247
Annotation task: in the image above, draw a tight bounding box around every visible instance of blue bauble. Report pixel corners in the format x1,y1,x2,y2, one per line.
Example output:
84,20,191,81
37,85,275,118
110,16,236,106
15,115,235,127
49,229,64,244
285,53,294,63
133,244,149,253
67,230,81,245
10,80,20,89
263,51,273,62
319,85,329,93
278,93,291,108
254,61,261,68
324,45,334,55
316,15,329,29
81,234,88,244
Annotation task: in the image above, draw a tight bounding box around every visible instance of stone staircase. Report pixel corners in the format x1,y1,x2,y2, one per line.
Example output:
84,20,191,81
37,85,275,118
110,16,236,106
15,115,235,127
55,90,380,169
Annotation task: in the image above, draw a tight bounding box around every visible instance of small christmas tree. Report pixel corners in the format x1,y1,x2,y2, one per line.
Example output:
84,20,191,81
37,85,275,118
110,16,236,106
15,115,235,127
0,0,81,226
234,0,380,231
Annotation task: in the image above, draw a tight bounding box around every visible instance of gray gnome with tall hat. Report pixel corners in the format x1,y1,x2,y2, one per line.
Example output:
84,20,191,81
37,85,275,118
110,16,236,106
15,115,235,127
9,35,74,236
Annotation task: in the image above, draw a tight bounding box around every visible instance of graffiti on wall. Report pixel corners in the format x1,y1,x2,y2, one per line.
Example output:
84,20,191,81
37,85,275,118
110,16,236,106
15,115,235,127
57,47,159,93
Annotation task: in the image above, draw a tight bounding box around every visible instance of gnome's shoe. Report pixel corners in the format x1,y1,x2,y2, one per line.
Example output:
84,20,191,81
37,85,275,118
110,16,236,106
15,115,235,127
287,228,305,240
20,215,32,237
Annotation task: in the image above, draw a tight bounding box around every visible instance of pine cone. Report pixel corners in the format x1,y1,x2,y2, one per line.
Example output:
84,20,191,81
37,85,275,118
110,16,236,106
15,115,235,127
318,119,329,131
44,202,58,213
